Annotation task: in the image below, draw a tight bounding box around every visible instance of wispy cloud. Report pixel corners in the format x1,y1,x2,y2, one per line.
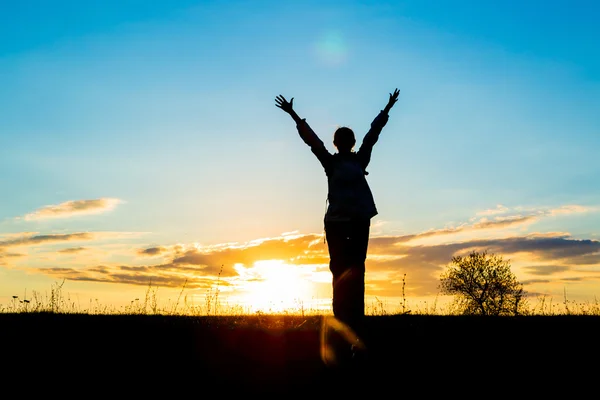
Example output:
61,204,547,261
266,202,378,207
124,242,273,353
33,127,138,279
137,246,168,256
39,264,228,290
0,231,144,249
58,247,87,254
411,204,596,245
548,205,595,216
0,251,24,266
21,198,122,221
476,204,510,216
0,252,25,261
522,265,570,276
0,233,93,247
475,204,595,220
387,215,537,245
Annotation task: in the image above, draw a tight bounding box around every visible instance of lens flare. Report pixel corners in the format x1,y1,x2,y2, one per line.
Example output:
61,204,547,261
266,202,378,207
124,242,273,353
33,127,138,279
315,30,348,67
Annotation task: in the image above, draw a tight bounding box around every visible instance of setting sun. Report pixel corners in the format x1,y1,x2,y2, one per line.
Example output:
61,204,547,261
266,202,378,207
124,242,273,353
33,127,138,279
234,260,315,313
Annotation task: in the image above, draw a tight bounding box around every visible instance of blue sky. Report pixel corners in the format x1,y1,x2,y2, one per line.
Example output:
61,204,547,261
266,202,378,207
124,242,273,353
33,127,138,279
1,0,599,313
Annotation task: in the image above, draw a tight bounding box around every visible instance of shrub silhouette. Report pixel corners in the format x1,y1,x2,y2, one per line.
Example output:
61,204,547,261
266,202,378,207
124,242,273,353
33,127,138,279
439,250,527,316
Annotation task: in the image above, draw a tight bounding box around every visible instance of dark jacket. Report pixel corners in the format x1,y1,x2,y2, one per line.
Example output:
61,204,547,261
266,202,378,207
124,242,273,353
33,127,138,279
296,111,389,222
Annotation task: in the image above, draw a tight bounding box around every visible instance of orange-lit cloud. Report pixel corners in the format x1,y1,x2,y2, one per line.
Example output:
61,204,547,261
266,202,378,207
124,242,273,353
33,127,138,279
0,232,145,250
476,204,510,216
171,234,326,269
0,252,25,258
402,204,595,247
0,232,93,247
474,204,594,220
21,198,122,221
37,262,232,290
23,234,328,289
58,247,87,254
0,252,25,265
390,215,538,245
137,246,168,256
522,265,570,275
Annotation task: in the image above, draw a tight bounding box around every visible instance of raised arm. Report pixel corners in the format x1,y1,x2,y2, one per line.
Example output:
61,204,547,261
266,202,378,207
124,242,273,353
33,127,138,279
275,94,329,153
358,88,400,165
275,95,303,124
361,88,400,146
383,88,400,115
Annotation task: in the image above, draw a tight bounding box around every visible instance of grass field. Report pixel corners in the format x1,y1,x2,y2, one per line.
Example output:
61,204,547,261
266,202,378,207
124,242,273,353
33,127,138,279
4,279,600,316
2,284,599,396
2,312,599,396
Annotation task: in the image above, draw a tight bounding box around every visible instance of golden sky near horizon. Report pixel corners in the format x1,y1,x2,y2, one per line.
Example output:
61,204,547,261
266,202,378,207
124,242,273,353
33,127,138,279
2,199,599,314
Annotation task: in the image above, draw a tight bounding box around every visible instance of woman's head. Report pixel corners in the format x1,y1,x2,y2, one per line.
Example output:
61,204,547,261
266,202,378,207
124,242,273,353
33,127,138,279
333,127,356,153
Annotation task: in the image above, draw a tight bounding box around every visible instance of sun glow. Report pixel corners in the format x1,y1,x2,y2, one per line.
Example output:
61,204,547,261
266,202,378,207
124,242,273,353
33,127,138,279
235,260,315,313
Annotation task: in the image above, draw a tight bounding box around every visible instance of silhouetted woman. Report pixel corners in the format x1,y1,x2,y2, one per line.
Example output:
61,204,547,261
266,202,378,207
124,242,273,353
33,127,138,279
275,89,400,336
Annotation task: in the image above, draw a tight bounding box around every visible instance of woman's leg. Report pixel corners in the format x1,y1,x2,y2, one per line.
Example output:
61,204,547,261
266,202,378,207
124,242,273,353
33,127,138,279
345,219,370,331
325,219,370,330
324,220,350,321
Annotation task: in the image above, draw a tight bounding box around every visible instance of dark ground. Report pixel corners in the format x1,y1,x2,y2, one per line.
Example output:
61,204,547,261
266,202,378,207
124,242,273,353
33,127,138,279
1,313,598,396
